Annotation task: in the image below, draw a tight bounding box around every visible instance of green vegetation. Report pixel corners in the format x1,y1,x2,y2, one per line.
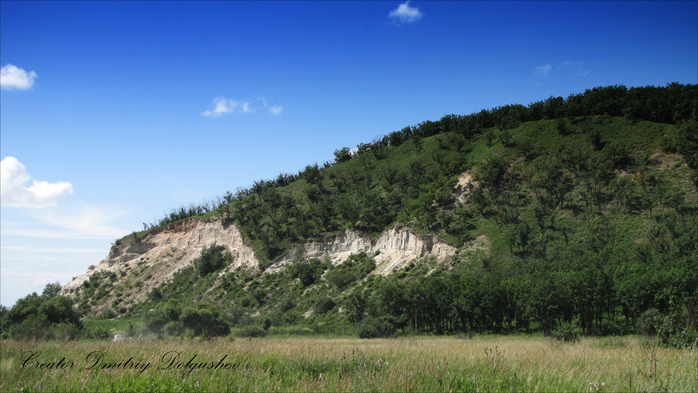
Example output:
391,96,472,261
0,283,82,341
194,243,231,276
2,84,697,349
2,336,696,392
288,257,329,287
119,84,698,255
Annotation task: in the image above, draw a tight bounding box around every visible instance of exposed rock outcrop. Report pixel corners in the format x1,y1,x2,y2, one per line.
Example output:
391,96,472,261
265,226,457,275
61,218,465,314
61,218,259,300
454,171,477,204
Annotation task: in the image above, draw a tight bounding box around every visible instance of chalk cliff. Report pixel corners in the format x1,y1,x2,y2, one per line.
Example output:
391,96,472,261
61,218,258,301
61,218,463,310
266,226,457,274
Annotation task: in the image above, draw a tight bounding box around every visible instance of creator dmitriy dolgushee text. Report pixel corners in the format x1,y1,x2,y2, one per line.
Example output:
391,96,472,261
20,350,241,377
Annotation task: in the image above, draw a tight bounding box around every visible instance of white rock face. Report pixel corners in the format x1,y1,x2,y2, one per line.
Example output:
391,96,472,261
454,171,477,204
266,226,457,275
61,218,460,309
61,218,259,300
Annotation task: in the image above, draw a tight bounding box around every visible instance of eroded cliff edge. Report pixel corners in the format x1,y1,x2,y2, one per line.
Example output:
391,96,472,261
60,217,476,314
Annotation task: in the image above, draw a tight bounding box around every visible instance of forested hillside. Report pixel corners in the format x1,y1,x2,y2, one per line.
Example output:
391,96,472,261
2,84,697,345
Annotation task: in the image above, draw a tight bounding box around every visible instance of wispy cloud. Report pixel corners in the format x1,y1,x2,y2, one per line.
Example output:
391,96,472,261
388,1,424,25
535,61,591,78
269,105,284,115
1,193,128,305
203,96,285,117
201,97,241,117
1,64,37,90
535,64,552,77
2,203,128,240
258,96,284,115
1,156,73,208
32,204,127,239
559,60,591,77
1,244,109,254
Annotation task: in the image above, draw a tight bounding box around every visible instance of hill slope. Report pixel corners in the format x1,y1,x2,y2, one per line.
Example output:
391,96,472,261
57,84,697,341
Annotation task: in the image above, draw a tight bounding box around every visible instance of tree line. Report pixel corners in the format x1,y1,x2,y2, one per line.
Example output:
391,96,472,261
121,83,697,254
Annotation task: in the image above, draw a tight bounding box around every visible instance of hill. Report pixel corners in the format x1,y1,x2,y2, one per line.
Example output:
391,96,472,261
3,84,697,344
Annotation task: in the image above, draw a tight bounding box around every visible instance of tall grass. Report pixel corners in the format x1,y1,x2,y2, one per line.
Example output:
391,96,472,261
1,336,696,392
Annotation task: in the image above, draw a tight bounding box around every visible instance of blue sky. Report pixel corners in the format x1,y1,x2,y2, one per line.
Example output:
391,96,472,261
1,1,696,307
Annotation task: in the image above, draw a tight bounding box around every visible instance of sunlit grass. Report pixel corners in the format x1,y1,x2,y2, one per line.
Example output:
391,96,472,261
2,335,696,392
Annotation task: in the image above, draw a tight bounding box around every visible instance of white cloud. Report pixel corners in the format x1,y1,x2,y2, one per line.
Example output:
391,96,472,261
201,97,257,117
1,64,37,90
201,96,237,117
269,105,284,115
1,156,73,208
535,64,552,77
258,96,284,115
388,1,424,24
203,96,285,117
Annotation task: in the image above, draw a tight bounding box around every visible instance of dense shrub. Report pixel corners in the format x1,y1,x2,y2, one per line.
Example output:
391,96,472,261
163,321,185,336
343,290,368,325
236,325,266,338
602,141,631,168
194,243,231,276
637,309,664,337
229,306,253,327
289,258,328,286
326,253,376,290
280,299,295,312
81,326,111,340
100,307,116,319
8,314,47,340
552,323,579,343
44,322,80,341
181,303,231,337
555,118,570,135
325,270,356,289
358,316,396,338
39,296,80,325
314,297,336,315
657,313,698,348
144,308,170,336
4,285,83,340
282,311,301,325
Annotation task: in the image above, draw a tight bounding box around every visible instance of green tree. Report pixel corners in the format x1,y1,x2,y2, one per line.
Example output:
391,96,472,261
289,258,327,286
194,243,231,276
42,282,62,299
334,147,353,163
314,297,336,315
358,316,397,338
180,303,230,337
325,269,356,289
344,290,368,325
144,308,169,337
39,296,80,326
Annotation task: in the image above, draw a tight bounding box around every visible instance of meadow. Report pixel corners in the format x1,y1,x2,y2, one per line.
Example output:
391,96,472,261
1,335,696,392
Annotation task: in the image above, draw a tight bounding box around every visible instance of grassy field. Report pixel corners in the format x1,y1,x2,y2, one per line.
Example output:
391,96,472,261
1,335,696,392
